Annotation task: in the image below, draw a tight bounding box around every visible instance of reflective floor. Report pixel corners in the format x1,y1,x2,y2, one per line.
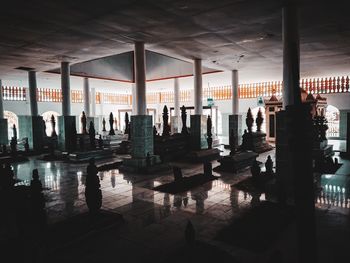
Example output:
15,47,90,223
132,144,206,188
8,140,350,262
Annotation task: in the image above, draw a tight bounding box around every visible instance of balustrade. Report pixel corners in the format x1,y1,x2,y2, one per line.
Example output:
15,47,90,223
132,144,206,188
1,86,26,101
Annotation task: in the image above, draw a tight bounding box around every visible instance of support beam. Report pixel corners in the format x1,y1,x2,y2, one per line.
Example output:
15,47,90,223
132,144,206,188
0,79,8,145
131,83,137,115
231,70,239,114
61,61,71,116
83,77,90,117
134,42,146,115
91,87,96,117
283,2,301,107
193,58,202,115
174,78,180,117
28,71,38,116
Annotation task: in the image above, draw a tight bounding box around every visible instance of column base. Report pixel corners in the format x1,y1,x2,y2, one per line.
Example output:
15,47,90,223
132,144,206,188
18,115,45,151
58,116,77,152
190,115,207,150
0,118,8,145
229,114,242,148
131,115,153,158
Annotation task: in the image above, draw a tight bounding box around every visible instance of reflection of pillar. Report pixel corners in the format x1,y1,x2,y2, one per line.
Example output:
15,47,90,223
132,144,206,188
61,62,71,116
193,58,202,115
83,77,90,117
28,71,38,116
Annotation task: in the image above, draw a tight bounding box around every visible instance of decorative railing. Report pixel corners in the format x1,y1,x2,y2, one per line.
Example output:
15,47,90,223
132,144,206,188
146,93,160,104
102,93,129,105
37,88,62,102
2,86,26,101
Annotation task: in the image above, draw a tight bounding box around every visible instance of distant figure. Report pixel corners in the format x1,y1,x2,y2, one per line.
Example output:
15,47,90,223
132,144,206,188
185,220,195,246
85,158,102,214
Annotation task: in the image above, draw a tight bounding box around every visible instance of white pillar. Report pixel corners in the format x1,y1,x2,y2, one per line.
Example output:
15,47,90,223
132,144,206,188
61,62,71,116
193,58,202,115
83,77,90,117
283,3,301,107
0,79,4,119
231,70,239,114
174,78,180,117
134,42,146,115
28,71,38,116
131,83,137,115
91,87,96,117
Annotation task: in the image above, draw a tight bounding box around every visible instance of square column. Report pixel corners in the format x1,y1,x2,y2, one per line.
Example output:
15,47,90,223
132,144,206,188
229,114,242,147
0,118,8,145
18,116,45,151
58,116,76,152
190,115,207,150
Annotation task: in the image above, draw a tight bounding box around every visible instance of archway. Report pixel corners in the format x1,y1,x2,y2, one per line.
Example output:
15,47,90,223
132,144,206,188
42,111,60,136
4,110,18,140
325,105,339,138
251,106,266,133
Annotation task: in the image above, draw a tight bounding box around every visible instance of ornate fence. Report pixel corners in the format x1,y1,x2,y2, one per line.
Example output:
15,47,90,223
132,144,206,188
2,86,26,101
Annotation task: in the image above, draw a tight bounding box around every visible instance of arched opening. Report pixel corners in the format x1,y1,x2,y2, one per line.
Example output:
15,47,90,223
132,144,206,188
42,111,60,136
4,110,18,140
325,105,339,138
251,106,266,133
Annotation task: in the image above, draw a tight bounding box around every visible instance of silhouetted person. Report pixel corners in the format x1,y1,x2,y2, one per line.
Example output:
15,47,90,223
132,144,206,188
85,158,102,214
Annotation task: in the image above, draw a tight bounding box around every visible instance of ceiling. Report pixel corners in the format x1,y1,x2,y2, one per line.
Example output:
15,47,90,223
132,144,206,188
1,0,350,84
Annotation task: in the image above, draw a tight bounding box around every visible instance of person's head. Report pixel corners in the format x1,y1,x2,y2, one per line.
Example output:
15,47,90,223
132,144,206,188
32,169,39,180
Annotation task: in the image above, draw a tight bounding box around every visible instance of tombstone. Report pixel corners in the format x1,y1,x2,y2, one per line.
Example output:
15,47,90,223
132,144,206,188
98,135,103,149
81,111,88,134
251,159,261,179
85,158,102,214
162,105,170,137
203,162,212,177
51,114,57,137
102,118,106,132
109,113,115,135
173,166,183,181
30,169,46,228
24,138,30,152
207,115,213,149
88,121,96,148
246,108,254,133
185,220,195,246
124,112,130,134
181,105,189,135
265,155,274,176
256,108,264,132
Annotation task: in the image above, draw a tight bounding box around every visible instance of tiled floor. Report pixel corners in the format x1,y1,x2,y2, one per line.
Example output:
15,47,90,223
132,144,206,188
9,140,350,262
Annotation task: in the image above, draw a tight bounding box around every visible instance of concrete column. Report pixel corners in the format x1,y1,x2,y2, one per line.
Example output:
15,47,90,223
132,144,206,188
131,83,137,115
134,42,146,115
231,70,239,114
193,58,202,115
83,77,90,117
282,3,301,107
0,79,4,119
174,78,180,117
91,87,96,117
61,61,71,116
28,71,38,116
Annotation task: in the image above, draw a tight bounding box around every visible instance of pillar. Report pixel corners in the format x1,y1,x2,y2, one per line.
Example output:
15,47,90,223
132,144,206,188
229,69,242,148
131,83,137,115
278,3,317,263
61,61,71,116
231,70,239,114
83,77,90,117
283,2,301,107
134,42,146,115
193,58,202,115
0,79,4,119
91,87,96,117
172,78,180,133
0,79,8,145
28,71,38,116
